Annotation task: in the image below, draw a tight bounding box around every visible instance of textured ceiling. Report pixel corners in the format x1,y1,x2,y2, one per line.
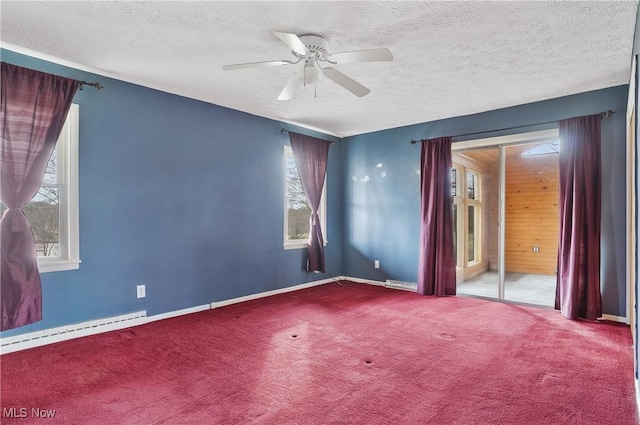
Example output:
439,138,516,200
1,1,637,137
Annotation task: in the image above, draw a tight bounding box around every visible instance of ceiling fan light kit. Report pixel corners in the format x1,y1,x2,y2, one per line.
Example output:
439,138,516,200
223,32,393,100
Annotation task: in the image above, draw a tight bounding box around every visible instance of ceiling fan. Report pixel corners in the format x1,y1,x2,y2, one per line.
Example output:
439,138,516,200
222,32,393,100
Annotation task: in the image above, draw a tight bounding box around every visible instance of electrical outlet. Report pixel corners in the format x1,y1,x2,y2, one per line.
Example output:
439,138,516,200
374,260,380,269
136,284,146,299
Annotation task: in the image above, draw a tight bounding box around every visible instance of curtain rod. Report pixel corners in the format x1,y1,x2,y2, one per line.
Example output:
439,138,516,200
409,110,615,145
280,128,335,144
1,63,103,91
79,81,103,91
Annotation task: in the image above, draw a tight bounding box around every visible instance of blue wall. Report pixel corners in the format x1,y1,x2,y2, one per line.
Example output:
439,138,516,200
0,49,343,337
0,47,633,338
342,85,630,317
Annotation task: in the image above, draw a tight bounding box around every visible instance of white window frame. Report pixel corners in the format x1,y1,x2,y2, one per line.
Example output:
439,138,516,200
37,104,80,273
451,162,482,269
466,169,482,267
452,165,464,269
283,145,327,250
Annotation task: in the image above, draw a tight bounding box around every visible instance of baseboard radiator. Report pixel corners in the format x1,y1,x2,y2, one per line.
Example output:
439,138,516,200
0,311,147,355
384,280,418,291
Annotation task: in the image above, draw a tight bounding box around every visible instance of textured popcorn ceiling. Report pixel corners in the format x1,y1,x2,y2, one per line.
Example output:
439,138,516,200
1,1,637,137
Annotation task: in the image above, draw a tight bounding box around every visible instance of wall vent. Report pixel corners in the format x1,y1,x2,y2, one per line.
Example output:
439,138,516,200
1,311,147,355
385,280,418,291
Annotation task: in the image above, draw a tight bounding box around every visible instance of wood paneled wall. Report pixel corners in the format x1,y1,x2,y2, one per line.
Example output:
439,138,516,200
505,145,559,275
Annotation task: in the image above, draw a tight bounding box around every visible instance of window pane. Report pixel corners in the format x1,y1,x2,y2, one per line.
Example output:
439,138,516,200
467,205,475,263
42,147,57,184
451,168,457,196
452,204,458,264
467,171,475,199
287,200,310,241
286,152,310,241
286,157,305,199
23,187,59,257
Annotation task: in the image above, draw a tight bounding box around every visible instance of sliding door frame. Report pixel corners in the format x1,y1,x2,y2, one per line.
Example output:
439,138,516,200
499,146,506,301
626,56,637,332
452,129,560,303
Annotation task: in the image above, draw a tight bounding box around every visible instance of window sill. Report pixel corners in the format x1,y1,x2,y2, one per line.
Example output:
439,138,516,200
283,241,329,250
39,259,81,273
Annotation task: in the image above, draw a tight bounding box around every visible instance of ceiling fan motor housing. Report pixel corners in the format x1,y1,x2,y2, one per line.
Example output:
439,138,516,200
296,35,328,84
298,35,329,59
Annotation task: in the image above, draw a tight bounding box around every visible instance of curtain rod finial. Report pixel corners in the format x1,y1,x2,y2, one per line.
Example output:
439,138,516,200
602,110,614,118
79,81,103,91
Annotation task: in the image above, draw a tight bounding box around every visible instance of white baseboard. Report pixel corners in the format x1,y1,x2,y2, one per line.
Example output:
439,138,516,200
344,276,384,286
345,278,635,324
3,276,629,355
600,314,629,324
211,277,337,309
147,304,211,323
0,277,339,355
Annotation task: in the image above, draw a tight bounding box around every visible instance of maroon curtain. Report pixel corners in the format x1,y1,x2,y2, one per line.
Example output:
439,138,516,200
417,137,456,296
555,114,602,320
289,132,331,273
1,63,80,330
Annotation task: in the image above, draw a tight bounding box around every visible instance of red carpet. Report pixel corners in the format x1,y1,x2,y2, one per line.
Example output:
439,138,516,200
1,281,637,424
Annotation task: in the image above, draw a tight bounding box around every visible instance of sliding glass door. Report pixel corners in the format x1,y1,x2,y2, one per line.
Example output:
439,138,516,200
502,143,558,307
452,130,560,308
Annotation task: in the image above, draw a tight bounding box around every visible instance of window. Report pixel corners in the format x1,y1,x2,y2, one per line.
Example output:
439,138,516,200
466,170,481,265
452,165,463,267
451,168,457,196
467,170,477,200
27,105,80,272
521,140,560,157
451,163,481,267
283,145,327,249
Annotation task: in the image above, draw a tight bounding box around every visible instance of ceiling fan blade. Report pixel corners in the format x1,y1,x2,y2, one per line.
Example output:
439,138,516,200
222,60,292,71
327,48,393,64
274,32,310,56
278,71,302,100
322,68,371,97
